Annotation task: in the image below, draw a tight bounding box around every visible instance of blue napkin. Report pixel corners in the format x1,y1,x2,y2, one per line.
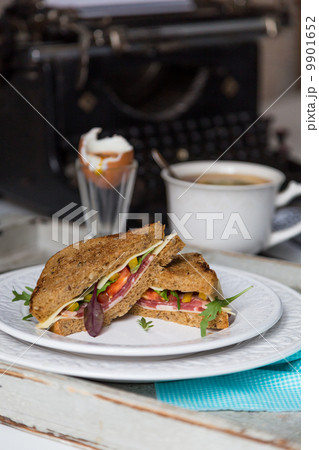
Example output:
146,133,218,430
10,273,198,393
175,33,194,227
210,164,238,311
155,351,301,412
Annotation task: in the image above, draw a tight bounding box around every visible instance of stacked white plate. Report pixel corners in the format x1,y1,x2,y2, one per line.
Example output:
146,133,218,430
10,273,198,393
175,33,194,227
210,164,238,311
0,264,300,382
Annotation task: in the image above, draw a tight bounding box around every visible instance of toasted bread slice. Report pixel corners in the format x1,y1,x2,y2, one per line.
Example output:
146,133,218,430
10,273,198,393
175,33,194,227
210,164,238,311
130,305,229,330
129,252,226,331
50,233,184,336
30,223,167,323
152,253,220,296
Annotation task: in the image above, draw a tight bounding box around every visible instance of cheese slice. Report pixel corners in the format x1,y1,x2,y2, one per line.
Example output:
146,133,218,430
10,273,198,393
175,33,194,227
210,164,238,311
215,281,224,299
222,307,235,315
97,232,176,289
152,232,177,255
97,242,161,289
36,233,176,329
36,294,86,329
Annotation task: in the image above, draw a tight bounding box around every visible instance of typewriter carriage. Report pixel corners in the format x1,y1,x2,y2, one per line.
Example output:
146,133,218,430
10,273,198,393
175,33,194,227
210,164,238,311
0,1,296,215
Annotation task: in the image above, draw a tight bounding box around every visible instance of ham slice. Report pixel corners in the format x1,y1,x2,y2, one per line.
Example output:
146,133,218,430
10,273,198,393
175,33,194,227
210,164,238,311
98,254,155,312
60,310,78,318
66,254,155,317
138,295,209,313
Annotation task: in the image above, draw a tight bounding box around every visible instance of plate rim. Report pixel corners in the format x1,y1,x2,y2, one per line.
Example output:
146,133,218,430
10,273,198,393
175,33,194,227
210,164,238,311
0,263,282,357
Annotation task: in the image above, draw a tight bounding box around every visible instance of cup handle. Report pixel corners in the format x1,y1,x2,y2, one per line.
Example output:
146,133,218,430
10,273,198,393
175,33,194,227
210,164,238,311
263,181,301,250
275,180,301,207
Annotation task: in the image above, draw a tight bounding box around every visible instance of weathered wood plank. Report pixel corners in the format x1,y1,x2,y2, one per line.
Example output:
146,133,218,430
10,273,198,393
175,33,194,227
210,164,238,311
0,363,299,450
107,382,301,446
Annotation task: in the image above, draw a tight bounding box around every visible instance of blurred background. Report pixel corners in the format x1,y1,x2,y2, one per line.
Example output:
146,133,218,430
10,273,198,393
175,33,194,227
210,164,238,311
0,0,300,260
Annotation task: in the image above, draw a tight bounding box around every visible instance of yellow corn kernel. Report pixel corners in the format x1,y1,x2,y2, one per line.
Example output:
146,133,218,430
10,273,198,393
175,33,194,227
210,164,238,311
67,302,79,311
110,273,119,282
198,292,207,301
84,294,92,301
182,292,193,303
128,257,139,271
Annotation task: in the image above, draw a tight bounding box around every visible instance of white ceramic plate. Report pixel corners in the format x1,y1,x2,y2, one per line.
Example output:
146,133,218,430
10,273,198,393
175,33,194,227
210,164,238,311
0,264,282,357
0,275,299,381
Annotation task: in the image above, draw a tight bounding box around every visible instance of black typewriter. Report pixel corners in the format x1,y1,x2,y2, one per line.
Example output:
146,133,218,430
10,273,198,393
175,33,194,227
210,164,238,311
0,0,299,217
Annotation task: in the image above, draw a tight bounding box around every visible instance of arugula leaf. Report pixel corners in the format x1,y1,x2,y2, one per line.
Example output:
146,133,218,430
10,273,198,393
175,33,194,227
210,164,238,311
153,289,181,308
137,317,154,332
131,248,154,274
11,287,35,321
218,286,253,307
170,291,181,310
82,277,117,300
22,313,33,321
12,287,34,306
199,301,222,337
199,286,253,337
161,290,169,301
154,289,169,301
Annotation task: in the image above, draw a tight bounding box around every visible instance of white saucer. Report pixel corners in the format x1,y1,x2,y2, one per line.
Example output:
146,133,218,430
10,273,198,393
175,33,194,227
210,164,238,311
0,274,299,382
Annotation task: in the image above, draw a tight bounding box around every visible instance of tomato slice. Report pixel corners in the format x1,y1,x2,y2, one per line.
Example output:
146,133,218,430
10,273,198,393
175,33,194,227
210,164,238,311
142,289,163,301
106,267,131,298
97,291,111,307
168,293,178,302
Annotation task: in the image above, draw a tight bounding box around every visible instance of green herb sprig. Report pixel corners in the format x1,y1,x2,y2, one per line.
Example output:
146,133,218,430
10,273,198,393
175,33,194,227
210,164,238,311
170,290,181,310
154,289,169,302
22,314,33,321
199,286,253,337
137,317,154,332
12,287,34,322
11,287,34,306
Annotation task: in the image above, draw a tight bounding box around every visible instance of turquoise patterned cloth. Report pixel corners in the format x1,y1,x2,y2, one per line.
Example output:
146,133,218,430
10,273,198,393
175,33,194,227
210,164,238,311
155,351,301,412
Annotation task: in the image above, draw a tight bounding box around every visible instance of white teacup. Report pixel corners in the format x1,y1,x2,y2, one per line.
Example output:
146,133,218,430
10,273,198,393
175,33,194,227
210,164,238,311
161,161,301,254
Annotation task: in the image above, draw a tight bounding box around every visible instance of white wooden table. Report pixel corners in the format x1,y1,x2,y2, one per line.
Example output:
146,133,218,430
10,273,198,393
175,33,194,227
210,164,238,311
0,218,301,449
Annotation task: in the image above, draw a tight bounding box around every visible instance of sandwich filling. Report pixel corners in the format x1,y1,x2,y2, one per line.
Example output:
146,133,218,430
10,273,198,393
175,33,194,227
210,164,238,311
61,254,154,319
36,233,177,329
137,288,234,315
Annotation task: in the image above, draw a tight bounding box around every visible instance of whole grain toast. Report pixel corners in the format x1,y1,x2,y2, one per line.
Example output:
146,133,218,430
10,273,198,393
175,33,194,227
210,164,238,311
152,253,220,295
50,233,184,336
130,305,229,330
30,223,166,322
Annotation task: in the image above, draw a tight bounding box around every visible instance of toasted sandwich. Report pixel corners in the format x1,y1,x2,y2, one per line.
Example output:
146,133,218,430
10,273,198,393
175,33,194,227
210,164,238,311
130,253,231,331
30,223,184,336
